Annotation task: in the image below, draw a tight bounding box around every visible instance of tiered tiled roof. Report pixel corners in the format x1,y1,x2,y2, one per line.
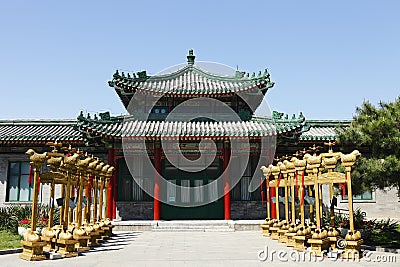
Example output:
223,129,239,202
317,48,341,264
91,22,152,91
0,117,350,144
76,113,306,140
108,50,274,107
299,120,350,141
0,120,84,145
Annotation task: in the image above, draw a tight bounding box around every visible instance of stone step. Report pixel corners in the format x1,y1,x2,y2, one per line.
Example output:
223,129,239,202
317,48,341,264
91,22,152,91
112,220,264,232
153,227,234,232
153,221,234,232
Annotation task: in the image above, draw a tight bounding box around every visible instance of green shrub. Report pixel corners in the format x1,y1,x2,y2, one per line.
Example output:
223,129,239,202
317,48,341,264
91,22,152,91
0,204,59,234
322,207,400,248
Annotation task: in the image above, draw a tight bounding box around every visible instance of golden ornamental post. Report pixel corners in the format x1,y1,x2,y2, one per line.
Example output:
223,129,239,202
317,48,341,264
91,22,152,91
292,157,306,226
260,166,271,220
62,153,79,230
104,173,111,221
308,186,314,222
278,162,289,221
99,165,110,222
320,142,341,227
52,151,79,258
341,151,361,232
83,159,102,247
40,145,65,250
26,149,46,233
103,166,115,236
268,163,282,240
318,143,344,251
60,184,65,227
85,158,99,224
276,161,290,243
260,166,274,237
76,156,92,227
43,142,63,230
19,149,47,261
340,150,363,259
284,159,298,247
283,160,296,223
73,154,92,251
306,151,331,256
270,164,281,221
93,162,104,223
305,153,322,228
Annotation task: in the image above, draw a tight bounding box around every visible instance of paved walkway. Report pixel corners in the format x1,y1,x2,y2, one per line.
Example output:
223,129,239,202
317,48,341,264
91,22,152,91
1,231,398,266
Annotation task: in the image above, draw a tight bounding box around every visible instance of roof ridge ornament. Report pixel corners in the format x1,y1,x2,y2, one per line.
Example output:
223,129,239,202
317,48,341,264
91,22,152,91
187,49,195,65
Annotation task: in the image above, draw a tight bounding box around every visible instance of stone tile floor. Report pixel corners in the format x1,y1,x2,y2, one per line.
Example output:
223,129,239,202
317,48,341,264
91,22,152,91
1,231,398,266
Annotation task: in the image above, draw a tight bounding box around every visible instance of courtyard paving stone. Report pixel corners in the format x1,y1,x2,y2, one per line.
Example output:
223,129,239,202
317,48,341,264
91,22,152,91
0,231,398,266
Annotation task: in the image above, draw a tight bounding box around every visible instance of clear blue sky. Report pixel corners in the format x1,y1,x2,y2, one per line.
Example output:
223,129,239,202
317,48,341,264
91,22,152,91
0,1,398,120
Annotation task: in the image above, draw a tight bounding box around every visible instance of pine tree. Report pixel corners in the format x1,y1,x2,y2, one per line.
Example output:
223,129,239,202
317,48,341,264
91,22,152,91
337,97,400,196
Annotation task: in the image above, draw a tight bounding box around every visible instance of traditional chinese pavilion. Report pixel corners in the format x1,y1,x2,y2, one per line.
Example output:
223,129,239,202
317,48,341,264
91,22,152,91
0,50,351,221
75,50,310,220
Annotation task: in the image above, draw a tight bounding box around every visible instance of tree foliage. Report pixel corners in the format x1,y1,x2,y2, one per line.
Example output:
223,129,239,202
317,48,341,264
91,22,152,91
337,97,400,196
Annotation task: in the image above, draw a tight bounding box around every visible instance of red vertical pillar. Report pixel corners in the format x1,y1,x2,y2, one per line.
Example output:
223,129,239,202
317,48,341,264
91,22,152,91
85,174,93,222
153,142,162,220
223,141,231,220
112,150,118,219
270,184,277,219
107,148,113,219
108,148,118,219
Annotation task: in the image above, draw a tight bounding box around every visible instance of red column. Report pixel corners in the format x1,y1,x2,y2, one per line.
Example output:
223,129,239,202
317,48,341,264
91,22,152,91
112,152,118,219
223,141,231,220
270,184,277,219
108,148,118,219
85,174,93,222
153,143,162,220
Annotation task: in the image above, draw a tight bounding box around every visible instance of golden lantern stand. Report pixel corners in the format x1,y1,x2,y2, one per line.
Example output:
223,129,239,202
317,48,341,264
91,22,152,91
51,152,79,258
87,161,105,246
319,142,343,250
341,150,363,259
95,164,109,241
260,166,276,237
283,160,298,246
40,145,65,252
276,162,290,243
268,164,282,240
83,159,100,247
292,156,311,251
19,149,47,261
100,166,115,237
305,153,330,256
72,155,93,251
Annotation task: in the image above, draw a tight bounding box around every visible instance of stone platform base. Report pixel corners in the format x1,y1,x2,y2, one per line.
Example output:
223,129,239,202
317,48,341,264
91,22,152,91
19,240,46,261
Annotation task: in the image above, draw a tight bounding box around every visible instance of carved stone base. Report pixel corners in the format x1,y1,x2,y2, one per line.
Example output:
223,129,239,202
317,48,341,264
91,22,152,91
293,234,312,251
278,229,289,243
88,231,101,247
19,240,46,261
260,224,271,237
102,224,114,237
41,236,56,252
285,232,297,247
343,239,363,260
75,236,90,252
101,225,112,238
96,229,106,242
307,238,330,256
269,227,280,240
328,236,339,250
52,238,78,258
